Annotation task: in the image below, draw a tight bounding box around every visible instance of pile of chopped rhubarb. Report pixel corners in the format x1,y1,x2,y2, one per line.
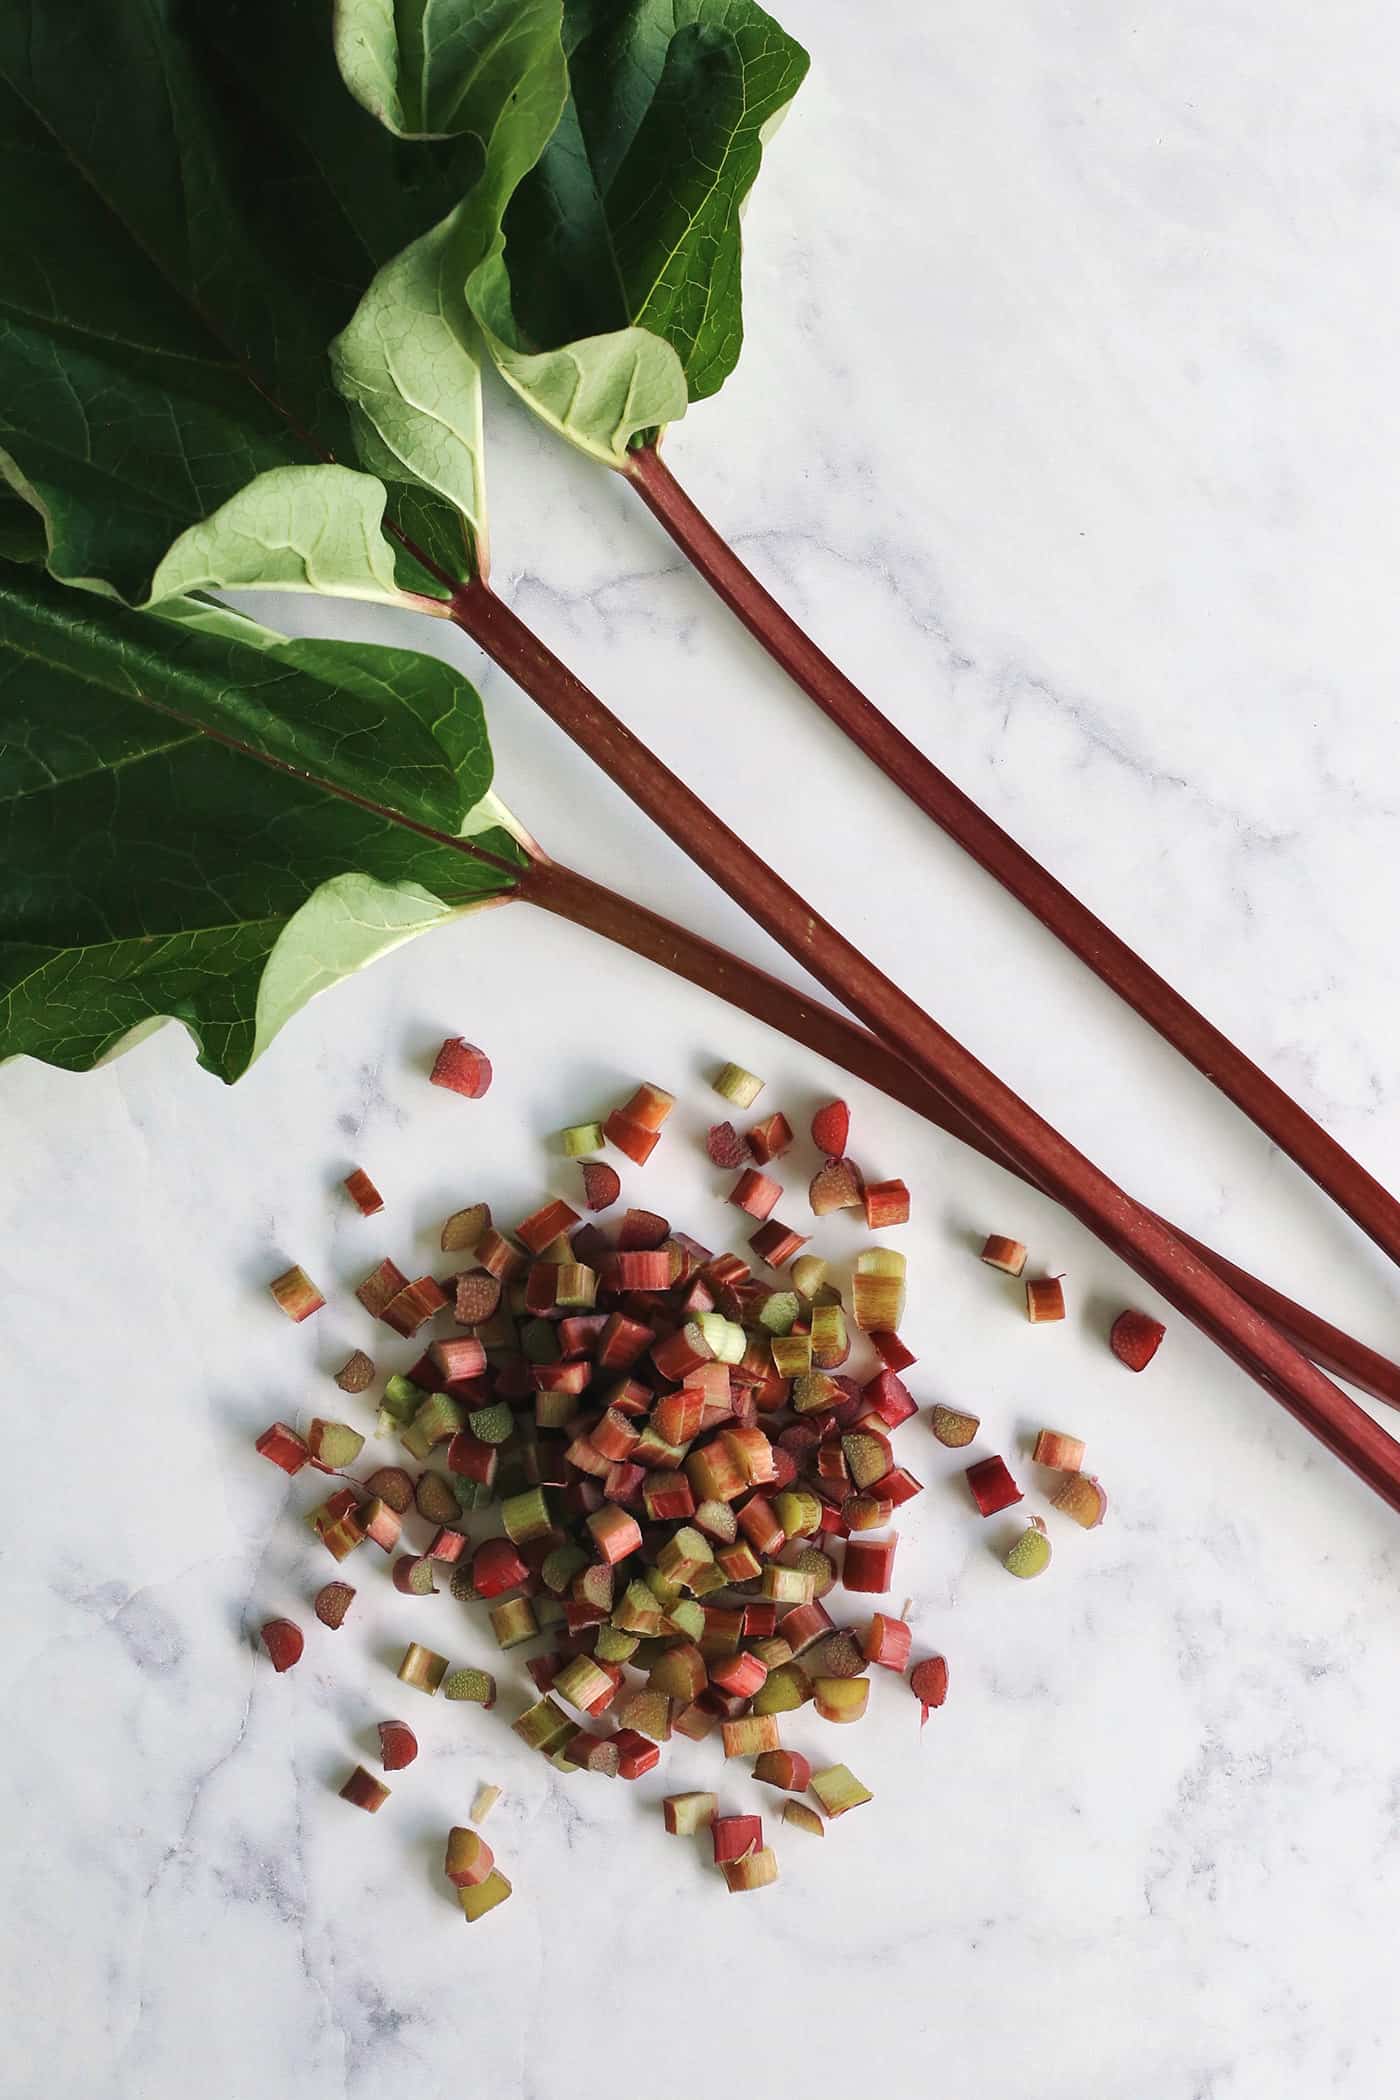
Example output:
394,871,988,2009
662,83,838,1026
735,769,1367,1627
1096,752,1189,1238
256,1056,1141,1911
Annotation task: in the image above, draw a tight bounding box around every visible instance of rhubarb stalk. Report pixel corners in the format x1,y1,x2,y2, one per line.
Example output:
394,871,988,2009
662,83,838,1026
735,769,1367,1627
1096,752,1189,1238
625,441,1400,1276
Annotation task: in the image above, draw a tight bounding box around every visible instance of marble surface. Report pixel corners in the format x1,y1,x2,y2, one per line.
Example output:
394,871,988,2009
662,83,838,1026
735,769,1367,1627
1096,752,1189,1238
6,4,1400,2094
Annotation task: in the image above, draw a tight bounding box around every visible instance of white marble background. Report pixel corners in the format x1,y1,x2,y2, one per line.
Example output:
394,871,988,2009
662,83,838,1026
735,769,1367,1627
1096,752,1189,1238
6,2,1400,2094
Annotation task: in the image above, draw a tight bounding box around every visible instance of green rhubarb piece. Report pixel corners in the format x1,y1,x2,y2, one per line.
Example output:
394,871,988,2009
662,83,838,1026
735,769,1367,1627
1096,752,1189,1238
713,1063,765,1108
453,1478,497,1514
401,1392,464,1460
782,1800,825,1837
458,1869,512,1922
489,1597,539,1648
643,1566,685,1609
533,1594,566,1632
500,1486,554,1544
554,1654,615,1712
614,1580,664,1635
663,1792,718,1836
309,1420,365,1470
694,1312,747,1363
752,1662,813,1715
662,1598,705,1643
618,1690,673,1743
560,1121,606,1157
656,1526,715,1588
541,1543,590,1594
594,1624,640,1665
773,1489,822,1538
770,1334,812,1378
468,1400,514,1446
520,1317,561,1365
443,1667,496,1705
756,1290,801,1337
379,1374,423,1424
1004,1520,1054,1579
397,1643,449,1695
512,1695,575,1754
810,1764,874,1819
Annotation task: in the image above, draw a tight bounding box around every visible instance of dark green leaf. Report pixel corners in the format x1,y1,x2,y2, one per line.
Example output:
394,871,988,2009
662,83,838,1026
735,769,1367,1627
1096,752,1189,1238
0,0,498,603
0,562,523,1081
485,0,809,437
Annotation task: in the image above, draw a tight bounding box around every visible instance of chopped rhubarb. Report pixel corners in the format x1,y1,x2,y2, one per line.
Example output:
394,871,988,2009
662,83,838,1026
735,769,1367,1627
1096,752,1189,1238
749,1217,810,1270
340,1766,390,1813
377,1719,418,1770
863,1177,910,1229
852,1247,906,1331
314,1582,355,1631
397,1642,449,1695
754,1749,812,1792
1111,1308,1166,1371
307,1488,365,1562
862,1612,912,1671
910,1655,949,1727
429,1037,493,1099
663,1791,718,1836
746,1112,793,1164
472,1782,501,1822
1026,1276,1067,1324
809,1764,873,1818
809,1157,863,1216
870,1329,917,1372
965,1455,1022,1517
453,1271,503,1326
459,1869,512,1922
355,1257,408,1318
842,1532,899,1593
445,1827,494,1888
603,1110,659,1164
618,1082,676,1131
813,1676,870,1723
440,1200,491,1253
381,1274,449,1336
429,1335,487,1384
1033,1428,1086,1472
714,1062,765,1108
611,1728,662,1779
1052,1473,1109,1528
722,1713,781,1758
980,1233,1027,1276
471,1536,529,1598
587,1503,642,1565
711,1813,764,1866
723,1847,778,1892
475,1228,526,1281
255,1422,309,1475
359,1498,403,1553
1005,1517,1053,1578
560,1120,606,1157
363,1465,414,1514
269,1265,324,1323
343,1167,384,1216
706,1120,747,1168
512,1695,576,1753
259,1618,303,1672
783,1800,825,1837
306,1419,365,1472
517,1198,581,1254
392,1554,439,1597
580,1159,622,1211
443,1666,497,1706
809,1302,850,1369
334,1350,375,1395
930,1404,980,1449
810,1098,850,1155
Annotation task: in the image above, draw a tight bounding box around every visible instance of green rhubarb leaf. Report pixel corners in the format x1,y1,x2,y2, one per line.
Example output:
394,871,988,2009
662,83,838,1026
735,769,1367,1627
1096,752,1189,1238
0,561,524,1082
0,0,495,605
479,0,810,455
330,2,568,555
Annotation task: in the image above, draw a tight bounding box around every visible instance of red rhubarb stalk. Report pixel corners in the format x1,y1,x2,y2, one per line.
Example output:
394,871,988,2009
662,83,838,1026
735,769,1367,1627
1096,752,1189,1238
625,441,1400,1275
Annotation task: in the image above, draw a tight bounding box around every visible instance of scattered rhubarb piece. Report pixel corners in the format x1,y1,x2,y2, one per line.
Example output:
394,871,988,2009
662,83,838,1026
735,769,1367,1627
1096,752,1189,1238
340,1766,390,1813
355,1257,408,1318
472,1535,530,1597
723,1846,778,1892
809,1302,850,1369
359,1498,403,1553
808,1630,865,1680
459,1869,512,1922
430,1038,493,1099
852,1247,906,1331
754,1749,812,1792
870,1330,917,1372
472,1783,501,1822
444,1667,496,1707
363,1466,414,1514
603,1110,659,1164
512,1695,576,1754
579,1159,622,1211
663,1792,718,1836
747,1111,793,1163
863,1177,910,1229
255,1422,309,1475
377,1719,418,1770
783,1800,825,1837
722,1714,781,1758
612,1728,662,1779
397,1642,449,1695
440,1201,492,1253
307,1488,366,1562
380,1274,449,1336
259,1618,304,1672
314,1582,355,1631
343,1167,384,1216
269,1264,324,1323
393,1554,439,1597
1026,1276,1066,1324
1005,1517,1053,1579
306,1419,365,1472
713,1062,765,1108
1111,1308,1166,1372
706,1120,747,1169
1033,1428,1086,1472
445,1827,495,1888
790,1251,828,1297
618,1082,676,1131
842,1532,899,1593
809,1764,873,1818
749,1217,810,1269
965,1455,1022,1517
813,1676,870,1723
730,1167,783,1220
711,1813,763,1865
862,1612,912,1671
910,1656,949,1727
810,1098,850,1154
809,1157,863,1216
930,1404,980,1449
334,1350,375,1395
980,1233,1027,1276
560,1121,606,1157
1052,1473,1109,1529
517,1198,581,1254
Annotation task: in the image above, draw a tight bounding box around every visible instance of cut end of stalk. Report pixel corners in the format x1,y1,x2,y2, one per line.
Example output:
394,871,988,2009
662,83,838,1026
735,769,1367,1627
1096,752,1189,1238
980,1234,1027,1277
269,1264,324,1323
430,1037,493,1099
1111,1308,1166,1372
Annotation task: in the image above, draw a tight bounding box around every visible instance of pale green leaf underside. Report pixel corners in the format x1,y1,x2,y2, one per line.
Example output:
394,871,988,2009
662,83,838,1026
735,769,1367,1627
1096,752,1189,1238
482,317,688,468
0,562,523,1081
149,467,408,610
